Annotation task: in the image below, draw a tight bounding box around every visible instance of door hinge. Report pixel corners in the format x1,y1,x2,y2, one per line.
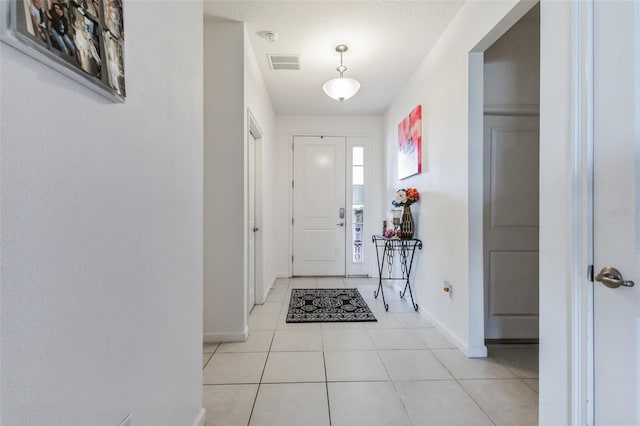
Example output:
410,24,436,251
292,255,294,263
587,264,594,282
292,180,294,188
292,217,294,226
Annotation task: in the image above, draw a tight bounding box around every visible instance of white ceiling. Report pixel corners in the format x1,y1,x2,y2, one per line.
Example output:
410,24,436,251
203,1,466,116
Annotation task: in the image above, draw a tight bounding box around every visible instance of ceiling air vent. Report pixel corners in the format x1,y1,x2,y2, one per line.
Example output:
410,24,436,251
267,54,301,71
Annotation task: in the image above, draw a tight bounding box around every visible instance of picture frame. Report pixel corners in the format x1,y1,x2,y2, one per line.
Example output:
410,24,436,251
0,0,125,102
397,105,422,180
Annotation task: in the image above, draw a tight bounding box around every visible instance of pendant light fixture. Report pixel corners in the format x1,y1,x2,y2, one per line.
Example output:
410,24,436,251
322,44,361,102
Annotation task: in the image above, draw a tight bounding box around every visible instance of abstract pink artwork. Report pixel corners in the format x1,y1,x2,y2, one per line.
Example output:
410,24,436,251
397,105,422,179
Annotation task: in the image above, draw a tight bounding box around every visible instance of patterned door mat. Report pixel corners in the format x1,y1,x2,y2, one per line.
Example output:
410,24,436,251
286,288,377,323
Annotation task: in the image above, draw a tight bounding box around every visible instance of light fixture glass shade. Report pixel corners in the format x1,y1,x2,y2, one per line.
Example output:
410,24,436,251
322,77,361,102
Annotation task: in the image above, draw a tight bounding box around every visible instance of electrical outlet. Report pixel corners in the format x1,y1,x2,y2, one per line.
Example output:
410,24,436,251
119,414,132,426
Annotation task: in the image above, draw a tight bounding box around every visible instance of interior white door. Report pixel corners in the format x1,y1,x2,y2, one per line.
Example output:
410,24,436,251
484,115,540,339
293,136,346,276
593,1,640,423
248,132,256,312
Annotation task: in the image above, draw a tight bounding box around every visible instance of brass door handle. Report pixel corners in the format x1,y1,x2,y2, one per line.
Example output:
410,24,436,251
595,266,635,288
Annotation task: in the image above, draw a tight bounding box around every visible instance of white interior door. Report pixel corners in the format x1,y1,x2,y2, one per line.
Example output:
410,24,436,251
293,136,346,276
484,115,539,339
593,1,640,423
248,132,256,312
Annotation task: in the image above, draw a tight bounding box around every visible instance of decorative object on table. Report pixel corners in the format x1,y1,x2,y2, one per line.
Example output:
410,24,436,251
286,288,377,323
398,105,422,179
388,208,403,239
401,205,415,239
0,0,125,102
392,187,420,239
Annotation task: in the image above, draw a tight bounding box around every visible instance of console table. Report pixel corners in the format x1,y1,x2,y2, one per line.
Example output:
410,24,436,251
371,235,422,311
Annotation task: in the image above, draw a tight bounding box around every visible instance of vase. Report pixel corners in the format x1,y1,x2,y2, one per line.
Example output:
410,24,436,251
401,204,415,239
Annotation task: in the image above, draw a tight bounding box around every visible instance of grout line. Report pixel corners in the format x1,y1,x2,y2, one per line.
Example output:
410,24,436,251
521,377,539,394
204,381,262,385
257,380,332,385
258,331,276,383
246,382,260,426
326,379,398,384
457,379,508,426
374,348,394,382
202,383,262,387
457,377,530,383
322,350,332,426
246,332,275,426
374,350,413,425
451,370,501,426
202,352,213,370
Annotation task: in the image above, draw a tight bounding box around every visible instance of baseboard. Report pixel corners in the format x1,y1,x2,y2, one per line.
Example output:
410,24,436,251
465,343,489,358
255,274,288,304
192,408,206,426
258,274,279,303
257,284,270,305
203,327,248,343
485,338,539,345
420,308,487,357
389,282,488,358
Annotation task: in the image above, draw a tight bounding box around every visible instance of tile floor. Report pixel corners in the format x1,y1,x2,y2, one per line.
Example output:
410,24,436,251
203,277,538,426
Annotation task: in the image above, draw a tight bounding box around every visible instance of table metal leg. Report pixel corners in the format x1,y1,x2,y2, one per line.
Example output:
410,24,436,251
373,239,389,311
399,280,419,311
398,242,419,311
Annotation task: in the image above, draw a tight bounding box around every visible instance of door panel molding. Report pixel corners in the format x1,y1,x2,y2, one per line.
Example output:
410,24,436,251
483,114,540,340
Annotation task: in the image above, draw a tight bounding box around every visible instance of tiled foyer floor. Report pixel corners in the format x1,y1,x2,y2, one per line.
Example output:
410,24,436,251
202,277,538,426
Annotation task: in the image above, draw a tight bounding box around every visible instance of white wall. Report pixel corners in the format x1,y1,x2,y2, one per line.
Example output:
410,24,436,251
382,0,535,356
0,1,204,425
275,116,384,278
538,1,574,423
203,19,246,342
484,4,540,113
244,29,277,303
203,20,276,342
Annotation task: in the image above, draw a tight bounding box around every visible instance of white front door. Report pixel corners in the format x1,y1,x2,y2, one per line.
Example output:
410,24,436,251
248,132,257,312
484,115,540,339
293,136,346,276
593,1,640,423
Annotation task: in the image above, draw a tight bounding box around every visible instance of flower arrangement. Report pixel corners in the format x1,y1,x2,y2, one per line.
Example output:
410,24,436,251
391,187,420,207
385,187,420,238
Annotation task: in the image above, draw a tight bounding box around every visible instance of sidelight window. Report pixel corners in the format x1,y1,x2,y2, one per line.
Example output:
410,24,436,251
352,146,364,263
